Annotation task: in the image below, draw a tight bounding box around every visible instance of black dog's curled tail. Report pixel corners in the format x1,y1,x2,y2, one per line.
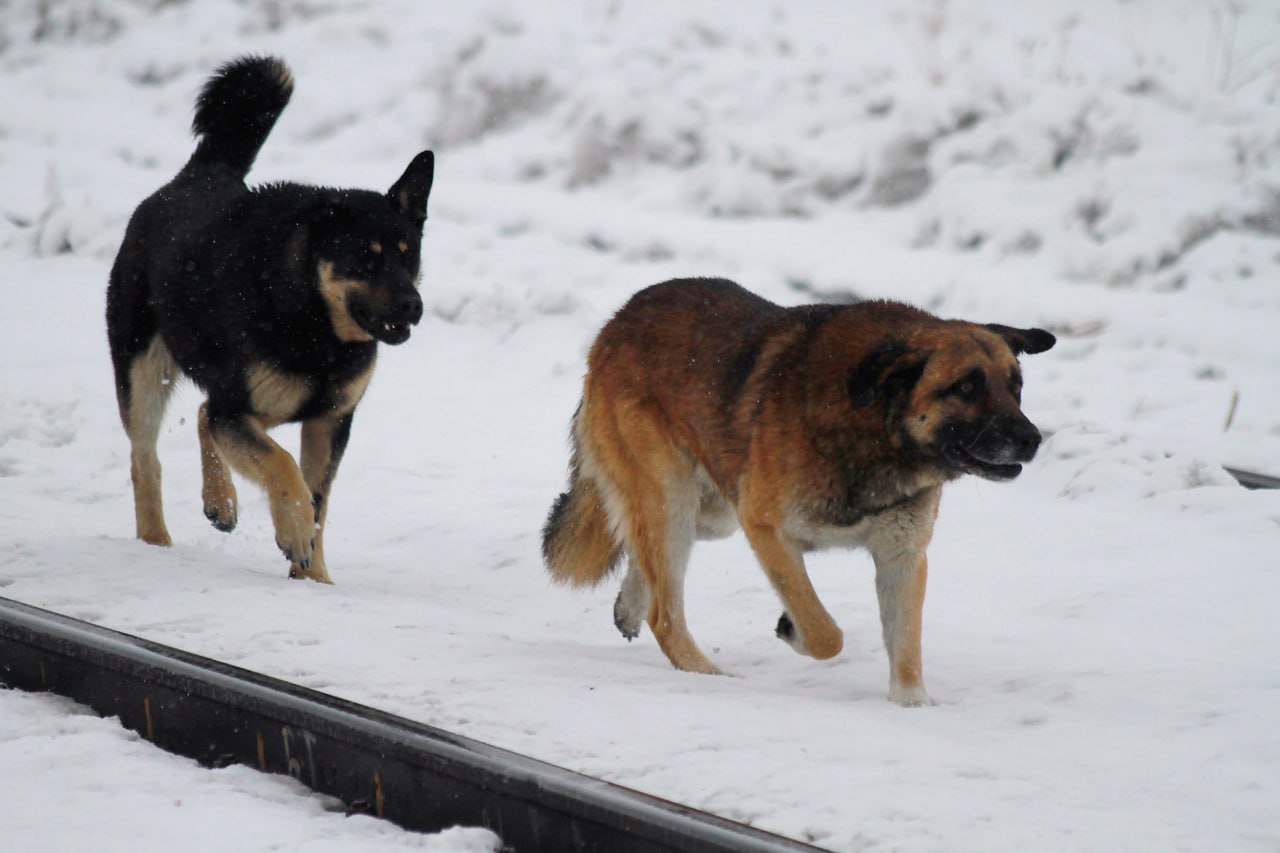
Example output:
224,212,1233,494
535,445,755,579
188,55,293,180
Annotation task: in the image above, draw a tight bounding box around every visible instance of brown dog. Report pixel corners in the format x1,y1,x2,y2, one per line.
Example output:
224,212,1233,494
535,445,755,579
542,278,1054,705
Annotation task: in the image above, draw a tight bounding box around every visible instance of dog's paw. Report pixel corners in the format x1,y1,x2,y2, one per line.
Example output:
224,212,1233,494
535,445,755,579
276,535,316,569
139,528,173,548
775,612,842,659
269,493,315,570
201,463,238,532
288,561,333,584
889,683,934,707
203,497,237,533
613,590,643,641
273,522,313,568
775,612,807,656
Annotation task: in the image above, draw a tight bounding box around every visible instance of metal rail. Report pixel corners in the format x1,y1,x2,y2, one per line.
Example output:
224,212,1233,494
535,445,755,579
0,596,824,853
1225,467,1280,490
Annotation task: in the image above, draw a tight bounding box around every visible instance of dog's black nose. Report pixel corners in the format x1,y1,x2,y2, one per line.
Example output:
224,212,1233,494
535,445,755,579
1010,419,1042,460
390,291,423,324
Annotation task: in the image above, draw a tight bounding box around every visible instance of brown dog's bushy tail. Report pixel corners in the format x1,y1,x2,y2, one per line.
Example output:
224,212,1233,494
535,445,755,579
542,416,623,587
187,55,293,181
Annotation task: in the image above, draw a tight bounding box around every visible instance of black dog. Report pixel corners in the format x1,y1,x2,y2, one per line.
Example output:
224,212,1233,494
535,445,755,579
106,55,434,582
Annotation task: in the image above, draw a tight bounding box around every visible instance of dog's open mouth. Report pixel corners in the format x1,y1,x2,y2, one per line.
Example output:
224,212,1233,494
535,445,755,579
949,447,1023,481
352,305,414,345
372,320,412,345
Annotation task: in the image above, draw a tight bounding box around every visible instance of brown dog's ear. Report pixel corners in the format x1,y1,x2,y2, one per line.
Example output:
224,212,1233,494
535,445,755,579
388,150,434,226
848,342,927,409
984,324,1056,356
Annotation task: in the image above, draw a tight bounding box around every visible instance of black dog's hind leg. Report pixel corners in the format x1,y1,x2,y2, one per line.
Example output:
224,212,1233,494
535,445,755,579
198,402,238,532
114,336,179,546
292,413,354,584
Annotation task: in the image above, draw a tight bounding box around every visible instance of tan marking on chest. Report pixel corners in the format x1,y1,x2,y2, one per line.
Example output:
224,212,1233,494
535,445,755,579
317,260,374,343
333,362,375,416
247,363,311,426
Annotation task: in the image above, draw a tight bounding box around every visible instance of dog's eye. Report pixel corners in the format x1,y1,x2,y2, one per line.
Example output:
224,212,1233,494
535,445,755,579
1008,370,1023,400
946,370,985,401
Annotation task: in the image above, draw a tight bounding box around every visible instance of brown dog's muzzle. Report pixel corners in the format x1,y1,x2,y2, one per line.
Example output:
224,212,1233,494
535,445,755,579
939,413,1043,481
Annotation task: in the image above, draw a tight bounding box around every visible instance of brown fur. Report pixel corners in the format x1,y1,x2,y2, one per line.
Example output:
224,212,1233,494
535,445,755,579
198,402,237,533
543,278,1054,704
124,337,179,546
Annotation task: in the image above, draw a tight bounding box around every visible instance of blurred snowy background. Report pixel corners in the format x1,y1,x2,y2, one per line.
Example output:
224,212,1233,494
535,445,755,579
1,1,1278,851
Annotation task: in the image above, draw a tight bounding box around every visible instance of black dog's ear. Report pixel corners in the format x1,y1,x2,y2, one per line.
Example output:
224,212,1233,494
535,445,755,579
985,323,1056,356
848,342,927,409
388,150,434,226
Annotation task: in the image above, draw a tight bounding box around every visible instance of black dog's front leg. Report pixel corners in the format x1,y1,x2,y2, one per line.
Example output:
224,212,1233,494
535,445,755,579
208,410,317,574
294,413,353,583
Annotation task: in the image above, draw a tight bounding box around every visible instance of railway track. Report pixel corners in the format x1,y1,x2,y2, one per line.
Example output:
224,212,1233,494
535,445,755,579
0,596,823,853
1225,467,1280,491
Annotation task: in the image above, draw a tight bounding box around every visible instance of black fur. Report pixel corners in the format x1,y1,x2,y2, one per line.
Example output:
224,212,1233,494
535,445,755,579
722,343,765,408
933,414,1042,481
107,56,433,419
105,55,435,578
719,301,842,416
541,490,574,564
846,341,927,410
984,323,1057,356
190,55,294,179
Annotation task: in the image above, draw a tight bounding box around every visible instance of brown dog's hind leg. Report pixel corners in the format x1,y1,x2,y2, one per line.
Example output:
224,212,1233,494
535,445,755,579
591,400,720,675
198,402,238,533
119,337,178,546
633,475,718,675
613,563,649,640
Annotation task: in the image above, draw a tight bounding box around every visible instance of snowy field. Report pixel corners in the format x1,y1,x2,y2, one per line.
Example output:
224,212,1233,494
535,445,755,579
2,1,1280,850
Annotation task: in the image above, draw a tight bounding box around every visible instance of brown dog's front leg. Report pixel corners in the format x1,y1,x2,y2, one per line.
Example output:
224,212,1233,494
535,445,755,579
874,549,932,706
743,521,843,661
868,486,941,706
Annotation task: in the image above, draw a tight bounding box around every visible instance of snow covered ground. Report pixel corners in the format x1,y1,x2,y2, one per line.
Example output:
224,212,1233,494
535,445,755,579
0,688,500,852
2,1,1279,850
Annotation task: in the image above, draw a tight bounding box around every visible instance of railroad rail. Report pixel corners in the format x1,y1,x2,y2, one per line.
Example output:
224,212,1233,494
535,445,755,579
0,596,824,853
1225,467,1280,490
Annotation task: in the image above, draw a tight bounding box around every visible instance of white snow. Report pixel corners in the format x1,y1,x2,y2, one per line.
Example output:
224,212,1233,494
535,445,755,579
0,688,500,852
2,1,1279,851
